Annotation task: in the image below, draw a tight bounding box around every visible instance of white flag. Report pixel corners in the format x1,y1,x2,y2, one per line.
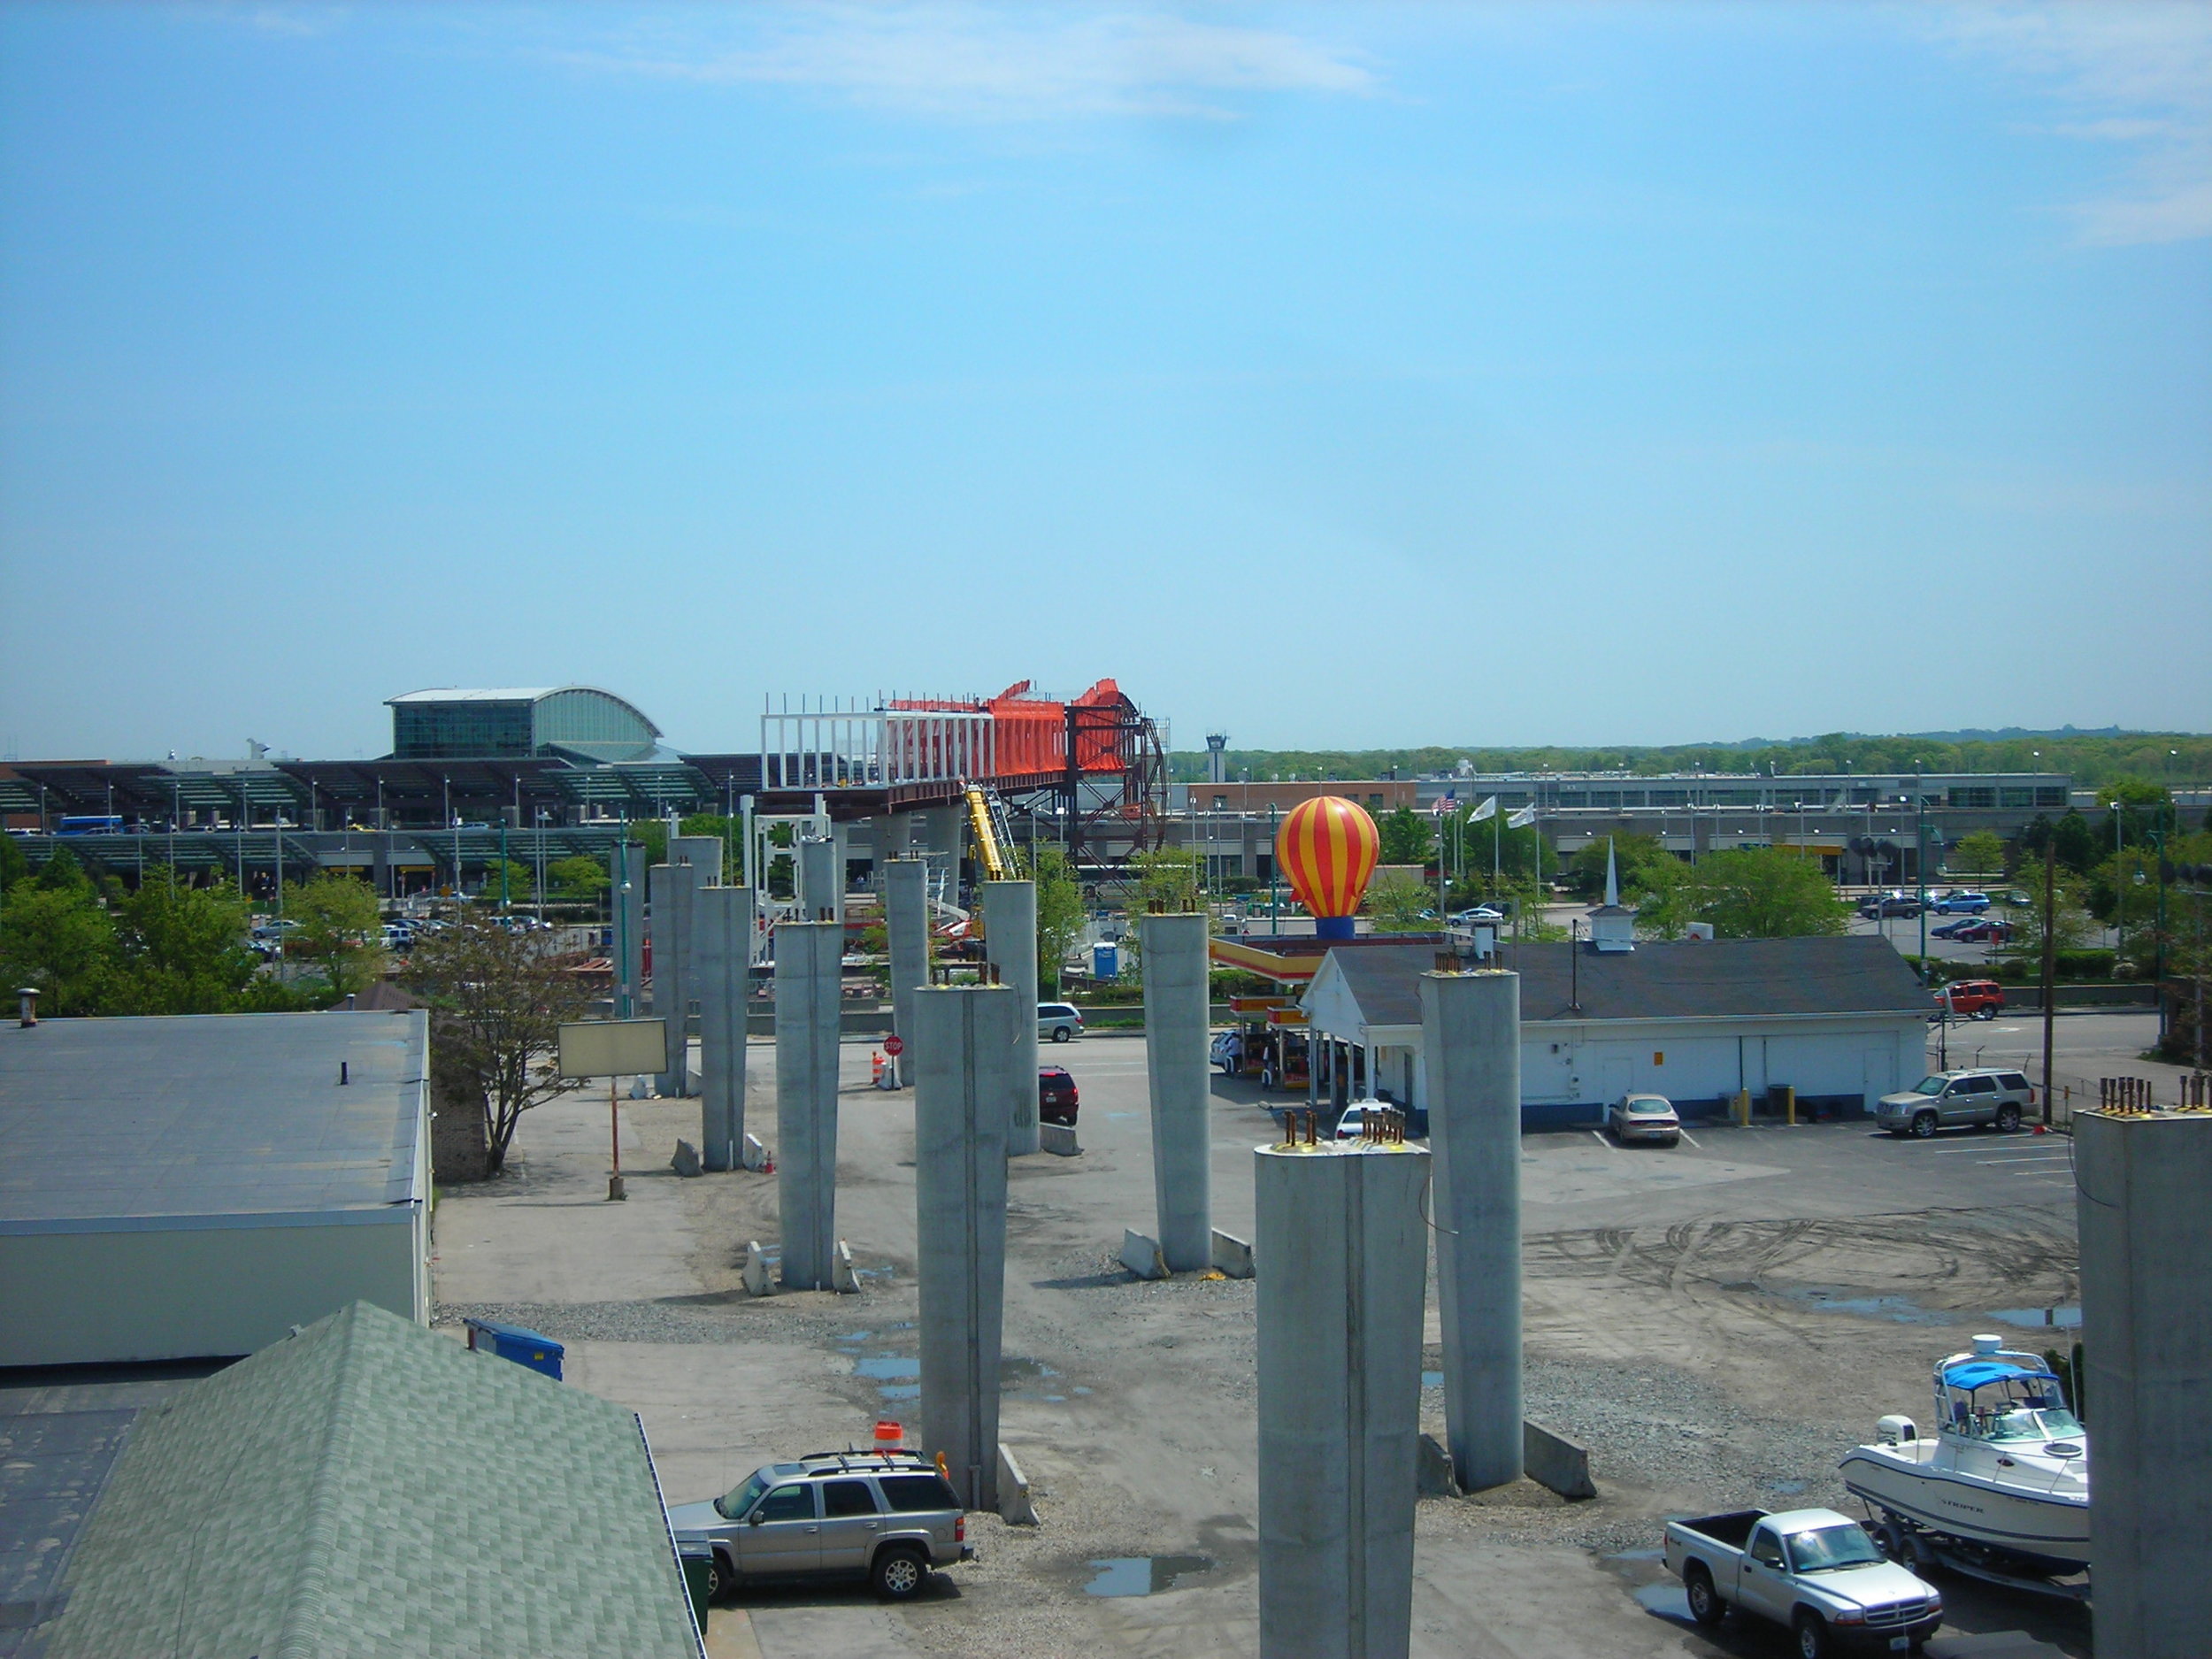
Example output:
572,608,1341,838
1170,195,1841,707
1507,803,1537,829
1469,795,1498,823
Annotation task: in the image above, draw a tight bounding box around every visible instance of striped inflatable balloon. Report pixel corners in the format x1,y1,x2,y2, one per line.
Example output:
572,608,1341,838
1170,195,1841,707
1277,795,1380,940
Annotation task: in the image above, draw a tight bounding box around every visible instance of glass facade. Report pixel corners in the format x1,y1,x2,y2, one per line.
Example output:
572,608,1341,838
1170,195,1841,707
393,700,534,758
390,689,658,762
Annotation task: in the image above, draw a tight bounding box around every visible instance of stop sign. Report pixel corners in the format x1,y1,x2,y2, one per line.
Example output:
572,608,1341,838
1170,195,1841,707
884,1034,905,1056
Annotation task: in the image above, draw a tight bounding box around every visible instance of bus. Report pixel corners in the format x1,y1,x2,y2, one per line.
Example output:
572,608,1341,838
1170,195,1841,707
56,816,126,835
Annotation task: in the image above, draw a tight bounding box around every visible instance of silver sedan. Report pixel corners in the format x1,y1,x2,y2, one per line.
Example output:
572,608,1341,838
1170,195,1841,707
1606,1093,1680,1145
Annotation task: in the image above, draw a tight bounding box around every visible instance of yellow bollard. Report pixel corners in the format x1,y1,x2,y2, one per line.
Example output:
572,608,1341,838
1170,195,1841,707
1735,1088,1751,1127
1786,1085,1797,1126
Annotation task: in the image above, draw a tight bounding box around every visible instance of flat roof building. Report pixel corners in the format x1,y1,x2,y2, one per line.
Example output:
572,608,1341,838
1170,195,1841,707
1302,934,1930,1128
0,1010,431,1366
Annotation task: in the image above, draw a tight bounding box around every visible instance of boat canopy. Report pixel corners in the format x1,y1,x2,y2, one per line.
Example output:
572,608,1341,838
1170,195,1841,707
1942,1359,2058,1391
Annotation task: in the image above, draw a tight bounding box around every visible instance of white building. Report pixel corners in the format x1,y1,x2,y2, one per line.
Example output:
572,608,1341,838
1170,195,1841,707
1301,934,1929,1129
0,1010,430,1365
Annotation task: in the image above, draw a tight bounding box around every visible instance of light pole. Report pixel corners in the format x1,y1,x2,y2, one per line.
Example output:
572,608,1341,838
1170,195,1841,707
615,842,634,1019
1913,763,1928,978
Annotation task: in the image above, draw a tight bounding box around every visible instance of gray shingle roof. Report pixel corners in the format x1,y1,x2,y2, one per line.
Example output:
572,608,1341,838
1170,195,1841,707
41,1302,700,1659
0,1012,426,1226
1325,934,1929,1027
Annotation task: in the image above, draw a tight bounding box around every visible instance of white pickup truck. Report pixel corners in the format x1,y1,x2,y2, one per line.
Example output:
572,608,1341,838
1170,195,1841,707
1663,1509,1943,1657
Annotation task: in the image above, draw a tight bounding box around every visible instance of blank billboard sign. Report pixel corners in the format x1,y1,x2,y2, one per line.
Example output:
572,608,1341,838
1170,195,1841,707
557,1018,670,1079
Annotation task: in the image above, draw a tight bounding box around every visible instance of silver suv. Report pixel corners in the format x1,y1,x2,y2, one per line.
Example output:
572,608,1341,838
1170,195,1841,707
1877,1068,2035,1139
667,1450,971,1602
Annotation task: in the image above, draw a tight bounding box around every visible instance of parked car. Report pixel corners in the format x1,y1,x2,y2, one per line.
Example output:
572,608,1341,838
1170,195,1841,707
1448,906,1505,925
1038,1002,1084,1044
1605,1093,1681,1145
1663,1508,1941,1656
1948,918,2013,944
1857,894,1922,919
1933,979,2005,1018
1333,1101,1404,1141
1876,1067,2034,1138
1929,890,1992,915
668,1450,972,1603
1039,1065,1079,1126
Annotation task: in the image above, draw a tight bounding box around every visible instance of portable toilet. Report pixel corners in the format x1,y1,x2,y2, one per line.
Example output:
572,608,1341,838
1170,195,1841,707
1092,941,1118,979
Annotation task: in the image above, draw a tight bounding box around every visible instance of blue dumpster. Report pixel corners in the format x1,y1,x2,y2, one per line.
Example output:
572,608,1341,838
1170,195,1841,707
463,1317,565,1379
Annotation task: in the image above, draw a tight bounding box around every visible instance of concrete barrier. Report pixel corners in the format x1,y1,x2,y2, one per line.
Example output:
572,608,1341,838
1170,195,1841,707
741,1242,776,1298
741,1133,767,1171
1417,1433,1456,1497
833,1240,861,1294
996,1444,1038,1526
1119,1228,1167,1280
1040,1123,1082,1157
1210,1229,1254,1279
1522,1419,1594,1500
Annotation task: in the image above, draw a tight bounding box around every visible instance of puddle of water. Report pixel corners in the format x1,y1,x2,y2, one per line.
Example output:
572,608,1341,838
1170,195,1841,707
1991,1306,2082,1330
854,1355,919,1381
1072,1386,1094,1397
1633,1583,1693,1621
1759,1285,1955,1325
1044,1394,1067,1403
1084,1555,1215,1597
838,1331,871,1344
1421,1371,1444,1390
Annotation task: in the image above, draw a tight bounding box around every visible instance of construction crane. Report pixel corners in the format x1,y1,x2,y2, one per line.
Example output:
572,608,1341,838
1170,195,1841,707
962,782,1017,884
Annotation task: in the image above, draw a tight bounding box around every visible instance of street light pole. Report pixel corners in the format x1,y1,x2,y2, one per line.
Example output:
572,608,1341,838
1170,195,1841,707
1914,763,1928,978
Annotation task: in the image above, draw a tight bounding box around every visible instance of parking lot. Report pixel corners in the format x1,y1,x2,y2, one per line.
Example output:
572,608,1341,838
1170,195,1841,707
430,1015,2140,1658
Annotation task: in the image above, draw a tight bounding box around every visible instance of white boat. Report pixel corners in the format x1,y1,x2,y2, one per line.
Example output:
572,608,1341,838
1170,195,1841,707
1839,1334,2089,1574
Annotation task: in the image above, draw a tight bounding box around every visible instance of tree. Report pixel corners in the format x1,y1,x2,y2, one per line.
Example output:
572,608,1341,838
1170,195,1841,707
1133,847,1200,913
0,877,115,1014
546,855,609,903
1026,842,1085,997
0,833,27,890
1364,871,1433,932
284,872,384,1000
2007,867,2096,961
1678,848,1852,939
2021,810,2101,875
1564,833,1678,902
480,859,534,905
107,874,265,1014
1950,830,2008,877
1376,806,1433,867
404,916,590,1174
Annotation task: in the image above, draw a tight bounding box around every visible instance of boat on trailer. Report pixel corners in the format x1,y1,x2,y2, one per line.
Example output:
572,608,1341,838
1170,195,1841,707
1839,1334,2089,1593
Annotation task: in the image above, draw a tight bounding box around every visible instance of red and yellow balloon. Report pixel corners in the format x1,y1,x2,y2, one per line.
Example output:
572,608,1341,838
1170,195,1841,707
1277,795,1380,939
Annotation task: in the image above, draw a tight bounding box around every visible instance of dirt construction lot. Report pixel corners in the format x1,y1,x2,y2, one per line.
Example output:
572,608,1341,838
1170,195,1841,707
434,1018,2144,1658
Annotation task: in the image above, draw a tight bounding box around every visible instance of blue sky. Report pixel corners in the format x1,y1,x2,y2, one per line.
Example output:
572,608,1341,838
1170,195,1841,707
3,3,2207,759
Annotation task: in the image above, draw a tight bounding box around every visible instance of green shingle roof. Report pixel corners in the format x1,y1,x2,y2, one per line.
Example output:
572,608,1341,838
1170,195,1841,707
42,1302,701,1659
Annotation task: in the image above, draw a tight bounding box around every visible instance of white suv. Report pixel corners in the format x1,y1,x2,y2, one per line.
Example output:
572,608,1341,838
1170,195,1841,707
1877,1068,2034,1139
1038,1002,1084,1043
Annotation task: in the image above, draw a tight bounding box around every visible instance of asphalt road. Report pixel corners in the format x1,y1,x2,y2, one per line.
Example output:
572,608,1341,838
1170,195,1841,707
429,1014,2160,1658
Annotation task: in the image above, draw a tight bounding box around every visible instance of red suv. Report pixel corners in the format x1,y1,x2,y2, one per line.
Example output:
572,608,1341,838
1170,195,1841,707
1039,1066,1079,1126
1936,979,2006,1019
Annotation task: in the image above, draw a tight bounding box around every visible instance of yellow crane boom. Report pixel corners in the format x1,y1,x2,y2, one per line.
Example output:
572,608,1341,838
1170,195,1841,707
963,784,1012,884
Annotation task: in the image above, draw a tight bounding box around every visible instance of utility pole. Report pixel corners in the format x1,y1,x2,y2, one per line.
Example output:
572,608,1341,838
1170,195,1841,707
2040,834,2057,1125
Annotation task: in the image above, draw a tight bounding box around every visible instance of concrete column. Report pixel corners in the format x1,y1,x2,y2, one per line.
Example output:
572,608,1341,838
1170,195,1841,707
647,862,677,1090
984,880,1041,1156
1420,968,1524,1492
1142,911,1211,1271
774,920,842,1290
922,805,963,908
1256,1139,1431,1659
671,833,726,887
799,836,840,918
695,887,752,1172
885,859,929,1081
832,821,850,922
913,985,1016,1513
2077,1108,2212,1655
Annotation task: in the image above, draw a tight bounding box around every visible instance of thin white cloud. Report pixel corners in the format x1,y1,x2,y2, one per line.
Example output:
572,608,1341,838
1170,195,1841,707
550,5,1379,121
1927,3,2212,243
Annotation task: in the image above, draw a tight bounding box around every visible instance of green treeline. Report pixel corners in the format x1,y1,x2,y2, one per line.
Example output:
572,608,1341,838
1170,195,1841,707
1176,732,2211,789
